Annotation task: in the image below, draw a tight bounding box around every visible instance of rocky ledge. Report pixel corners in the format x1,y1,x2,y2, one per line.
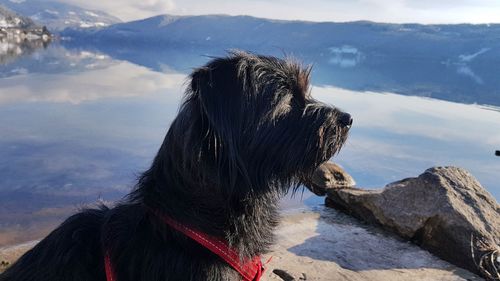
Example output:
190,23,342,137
326,166,500,280
0,208,482,281
263,207,481,280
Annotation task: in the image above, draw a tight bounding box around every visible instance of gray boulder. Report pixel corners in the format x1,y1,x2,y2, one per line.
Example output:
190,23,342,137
326,167,500,277
305,162,356,196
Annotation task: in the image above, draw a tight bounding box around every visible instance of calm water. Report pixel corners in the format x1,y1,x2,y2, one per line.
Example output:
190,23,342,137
0,43,499,246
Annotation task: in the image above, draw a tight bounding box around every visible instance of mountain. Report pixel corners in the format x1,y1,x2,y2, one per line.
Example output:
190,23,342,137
0,0,121,31
63,14,500,59
61,14,500,107
0,4,37,29
62,14,500,77
0,5,51,65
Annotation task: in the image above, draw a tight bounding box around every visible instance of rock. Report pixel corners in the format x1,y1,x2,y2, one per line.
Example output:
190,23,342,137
272,269,296,281
305,162,356,196
262,207,481,281
272,269,307,281
326,166,500,277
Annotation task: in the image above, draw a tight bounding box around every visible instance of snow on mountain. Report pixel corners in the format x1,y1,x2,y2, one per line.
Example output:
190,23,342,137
0,0,121,31
0,4,37,29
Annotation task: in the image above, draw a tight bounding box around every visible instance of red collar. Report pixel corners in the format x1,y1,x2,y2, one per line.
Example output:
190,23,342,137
105,208,267,281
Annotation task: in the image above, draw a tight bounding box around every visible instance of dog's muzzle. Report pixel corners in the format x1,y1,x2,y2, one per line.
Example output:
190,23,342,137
338,112,353,129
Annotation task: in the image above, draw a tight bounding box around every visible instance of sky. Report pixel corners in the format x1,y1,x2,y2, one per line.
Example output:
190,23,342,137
49,0,500,24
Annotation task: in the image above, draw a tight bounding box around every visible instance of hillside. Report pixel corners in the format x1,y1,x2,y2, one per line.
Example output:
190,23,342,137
0,5,37,29
61,14,500,107
0,4,50,39
62,14,500,60
0,0,121,31
0,5,51,65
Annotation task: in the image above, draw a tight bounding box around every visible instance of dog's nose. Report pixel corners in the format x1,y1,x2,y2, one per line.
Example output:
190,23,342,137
339,112,353,128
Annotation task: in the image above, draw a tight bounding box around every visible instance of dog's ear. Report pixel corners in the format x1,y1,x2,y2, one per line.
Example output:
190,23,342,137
190,62,242,128
189,62,251,190
190,62,244,137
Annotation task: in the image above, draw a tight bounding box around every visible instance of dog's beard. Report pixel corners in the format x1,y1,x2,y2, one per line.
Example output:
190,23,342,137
318,117,350,164
289,109,350,192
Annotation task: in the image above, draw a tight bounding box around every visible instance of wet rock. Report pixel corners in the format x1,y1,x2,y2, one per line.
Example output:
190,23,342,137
306,162,355,196
272,269,307,281
326,167,500,277
273,269,296,281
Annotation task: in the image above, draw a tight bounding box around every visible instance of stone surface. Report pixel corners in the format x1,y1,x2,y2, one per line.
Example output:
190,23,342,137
263,207,481,280
326,166,500,277
305,162,356,196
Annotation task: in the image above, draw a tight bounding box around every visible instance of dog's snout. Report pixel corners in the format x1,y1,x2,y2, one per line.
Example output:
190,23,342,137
339,112,353,128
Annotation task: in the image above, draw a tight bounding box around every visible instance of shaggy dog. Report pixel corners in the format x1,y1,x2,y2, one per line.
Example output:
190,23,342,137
0,51,352,281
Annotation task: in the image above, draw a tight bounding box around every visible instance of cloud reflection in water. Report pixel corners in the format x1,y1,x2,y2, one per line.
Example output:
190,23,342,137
0,49,499,246
313,86,500,197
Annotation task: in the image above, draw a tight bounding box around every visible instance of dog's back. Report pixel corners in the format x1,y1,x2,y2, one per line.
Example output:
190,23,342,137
0,207,108,281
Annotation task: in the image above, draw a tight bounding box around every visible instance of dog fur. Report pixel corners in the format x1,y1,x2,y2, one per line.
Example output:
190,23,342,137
0,51,350,281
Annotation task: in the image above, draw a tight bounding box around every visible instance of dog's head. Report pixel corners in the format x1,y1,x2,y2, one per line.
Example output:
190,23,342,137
155,51,351,197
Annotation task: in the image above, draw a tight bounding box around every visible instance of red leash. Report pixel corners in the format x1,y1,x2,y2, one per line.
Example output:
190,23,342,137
104,209,267,281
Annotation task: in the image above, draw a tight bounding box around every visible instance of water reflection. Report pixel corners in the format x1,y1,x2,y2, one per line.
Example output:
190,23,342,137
0,45,499,247
315,87,500,196
0,58,186,195
327,45,365,68
60,42,500,107
0,44,117,78
0,50,186,245
0,58,184,104
0,37,49,66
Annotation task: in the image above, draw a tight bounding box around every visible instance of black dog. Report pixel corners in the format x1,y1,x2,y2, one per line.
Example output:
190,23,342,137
0,51,351,281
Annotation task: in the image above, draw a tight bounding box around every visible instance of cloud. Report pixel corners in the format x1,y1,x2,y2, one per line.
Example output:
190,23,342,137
49,0,175,21
132,0,175,12
403,0,500,10
164,0,500,24
37,0,500,23
371,0,500,23
0,60,185,105
312,86,500,191
311,85,500,144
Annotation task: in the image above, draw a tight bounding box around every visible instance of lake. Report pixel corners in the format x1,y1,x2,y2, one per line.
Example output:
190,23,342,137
0,42,499,247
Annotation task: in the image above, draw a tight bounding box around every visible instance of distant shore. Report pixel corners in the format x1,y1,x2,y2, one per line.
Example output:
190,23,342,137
0,240,38,273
